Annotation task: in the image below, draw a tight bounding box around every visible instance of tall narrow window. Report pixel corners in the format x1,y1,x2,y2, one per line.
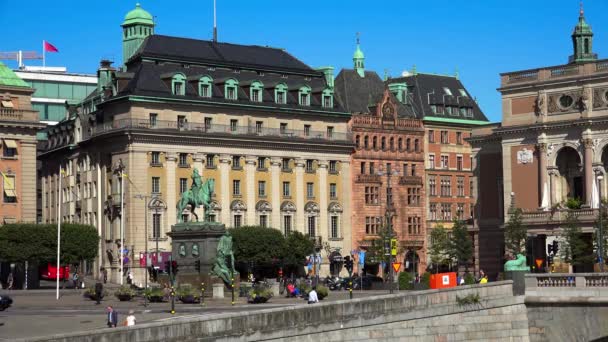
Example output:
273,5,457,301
330,216,339,239
233,180,241,195
304,125,311,137
151,152,161,166
250,81,263,102
151,177,160,194
199,76,213,97
457,156,463,171
225,79,238,100
329,183,337,199
179,178,187,194
172,74,186,95
152,213,161,238
283,182,291,197
204,117,212,130
283,215,292,235
299,86,311,106
429,155,435,169
275,83,287,104
230,119,238,132
2,174,16,203
307,182,314,198
327,126,334,139
258,181,266,197
206,154,215,168
322,88,333,108
307,216,316,237
149,113,158,128
280,123,288,134
256,121,263,134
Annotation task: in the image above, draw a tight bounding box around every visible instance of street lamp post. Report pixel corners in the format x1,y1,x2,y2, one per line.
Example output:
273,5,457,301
377,164,400,294
597,173,604,272
113,160,126,286
134,194,149,307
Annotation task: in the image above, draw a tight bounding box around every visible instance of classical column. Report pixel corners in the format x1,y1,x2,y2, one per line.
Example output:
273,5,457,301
165,153,177,227
193,153,205,174
245,156,257,225
270,158,282,230
583,138,594,206
295,159,305,233
219,154,231,225
340,161,352,250
548,167,558,206
318,160,329,241
537,143,548,208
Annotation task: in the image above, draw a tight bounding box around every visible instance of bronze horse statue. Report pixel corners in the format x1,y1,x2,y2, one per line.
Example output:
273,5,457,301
176,170,215,223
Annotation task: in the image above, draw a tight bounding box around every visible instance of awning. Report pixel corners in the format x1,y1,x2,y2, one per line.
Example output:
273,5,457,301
1,100,14,108
3,189,16,198
3,139,17,148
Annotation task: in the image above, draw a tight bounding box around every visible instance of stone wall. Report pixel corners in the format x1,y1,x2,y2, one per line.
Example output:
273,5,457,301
24,282,529,342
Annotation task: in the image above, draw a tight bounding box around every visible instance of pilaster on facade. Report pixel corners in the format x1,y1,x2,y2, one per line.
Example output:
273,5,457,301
245,156,257,225
340,161,352,247
219,154,231,225
270,157,282,230
165,152,177,228
295,159,306,233
318,160,329,241
193,153,205,173
582,136,595,206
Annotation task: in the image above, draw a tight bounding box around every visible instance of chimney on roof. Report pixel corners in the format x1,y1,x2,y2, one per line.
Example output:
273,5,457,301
213,0,218,42
97,59,116,96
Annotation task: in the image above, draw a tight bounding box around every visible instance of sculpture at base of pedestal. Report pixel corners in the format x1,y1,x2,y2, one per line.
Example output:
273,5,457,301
210,231,236,287
504,254,530,272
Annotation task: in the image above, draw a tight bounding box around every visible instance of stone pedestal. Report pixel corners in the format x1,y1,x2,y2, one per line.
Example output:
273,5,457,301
213,283,225,298
270,282,280,297
505,271,528,295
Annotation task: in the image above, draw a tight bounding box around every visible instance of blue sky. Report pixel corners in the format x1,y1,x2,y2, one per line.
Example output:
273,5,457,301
1,0,607,122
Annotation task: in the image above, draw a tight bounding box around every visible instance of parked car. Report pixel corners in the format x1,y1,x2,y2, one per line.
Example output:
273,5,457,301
0,294,13,311
350,275,384,290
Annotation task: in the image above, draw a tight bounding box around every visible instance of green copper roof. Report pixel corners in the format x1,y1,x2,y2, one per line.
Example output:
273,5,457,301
0,62,29,88
123,3,154,26
423,116,489,126
353,43,364,59
574,9,592,34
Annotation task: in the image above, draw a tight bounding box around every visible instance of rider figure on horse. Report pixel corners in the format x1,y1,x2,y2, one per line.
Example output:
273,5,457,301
191,168,203,206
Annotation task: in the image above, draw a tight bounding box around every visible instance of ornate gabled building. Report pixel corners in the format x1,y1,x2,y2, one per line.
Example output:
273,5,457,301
470,7,608,276
335,40,427,276
0,62,44,224
39,4,353,283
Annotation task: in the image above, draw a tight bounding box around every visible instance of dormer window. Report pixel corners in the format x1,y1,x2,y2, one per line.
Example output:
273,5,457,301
322,88,333,108
458,89,468,97
172,74,186,96
250,81,264,103
299,86,311,106
275,83,288,104
225,79,238,100
443,87,452,96
199,76,213,98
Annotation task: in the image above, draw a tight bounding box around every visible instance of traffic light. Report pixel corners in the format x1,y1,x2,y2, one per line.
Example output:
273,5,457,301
194,260,201,272
165,261,171,275
172,261,179,275
553,240,559,254
548,243,554,255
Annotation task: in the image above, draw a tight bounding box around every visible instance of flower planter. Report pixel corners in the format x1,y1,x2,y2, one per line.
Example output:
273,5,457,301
249,296,269,304
116,294,133,302
147,295,165,303
179,295,199,304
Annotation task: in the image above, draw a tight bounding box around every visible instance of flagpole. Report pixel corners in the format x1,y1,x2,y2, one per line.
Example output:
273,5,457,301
120,169,124,286
43,40,46,68
56,165,61,300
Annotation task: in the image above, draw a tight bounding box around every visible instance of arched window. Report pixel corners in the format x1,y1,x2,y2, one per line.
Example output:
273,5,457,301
373,136,378,150
298,86,311,106
322,88,334,108
249,80,264,102
389,137,394,151
406,138,411,151
398,138,403,150
414,139,420,152
225,78,239,100
198,76,213,98
364,136,369,149
171,73,186,96
275,83,288,104
584,38,590,54
381,137,386,150
356,135,360,148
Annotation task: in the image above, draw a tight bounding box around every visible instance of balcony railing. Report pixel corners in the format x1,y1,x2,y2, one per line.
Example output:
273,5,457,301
501,58,608,86
399,175,422,185
521,208,598,225
355,174,381,183
0,108,38,122
352,115,423,130
88,118,352,143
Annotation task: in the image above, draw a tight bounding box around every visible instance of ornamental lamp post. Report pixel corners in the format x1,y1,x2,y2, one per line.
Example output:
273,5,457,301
377,164,400,293
597,172,604,272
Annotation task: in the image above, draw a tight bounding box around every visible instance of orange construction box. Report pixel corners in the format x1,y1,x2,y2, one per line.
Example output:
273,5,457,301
429,272,457,289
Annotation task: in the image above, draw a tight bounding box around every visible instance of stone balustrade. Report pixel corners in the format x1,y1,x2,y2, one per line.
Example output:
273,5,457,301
0,108,38,122
525,273,608,298
501,58,608,86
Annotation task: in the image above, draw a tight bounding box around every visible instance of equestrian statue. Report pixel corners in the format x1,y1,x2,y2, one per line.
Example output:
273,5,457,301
176,168,215,223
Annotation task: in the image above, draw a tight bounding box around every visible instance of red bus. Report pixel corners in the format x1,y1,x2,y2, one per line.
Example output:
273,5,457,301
40,263,70,280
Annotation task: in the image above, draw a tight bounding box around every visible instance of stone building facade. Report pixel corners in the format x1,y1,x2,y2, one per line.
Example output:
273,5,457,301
470,8,608,275
38,4,353,283
334,41,427,275
0,62,44,224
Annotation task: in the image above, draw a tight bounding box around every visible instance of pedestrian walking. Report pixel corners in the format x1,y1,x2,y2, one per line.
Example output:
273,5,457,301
72,271,79,290
6,272,13,290
125,310,136,326
95,275,104,305
106,306,118,328
102,267,108,284
127,270,134,285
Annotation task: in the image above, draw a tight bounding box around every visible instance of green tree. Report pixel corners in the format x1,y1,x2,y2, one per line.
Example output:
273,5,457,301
230,226,287,265
364,226,394,266
448,219,473,271
284,231,314,268
593,207,608,265
428,225,449,273
560,211,594,266
504,207,527,256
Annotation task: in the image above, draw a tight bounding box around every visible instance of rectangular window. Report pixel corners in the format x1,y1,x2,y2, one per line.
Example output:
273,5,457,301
456,132,463,144
441,204,452,221
457,176,465,197
149,113,158,128
255,121,263,134
230,119,238,132
300,93,309,106
227,87,236,100
233,180,241,195
429,175,437,196
441,131,449,144
327,126,334,139
277,91,285,104
179,153,188,167
307,182,314,198
280,123,288,134
259,215,268,228
329,183,337,199
151,151,161,166
436,105,444,114
429,203,437,221
258,181,266,197
429,155,435,169
360,162,366,174
283,182,291,197
407,216,421,235
430,105,437,114
407,187,421,206
365,186,379,205
282,158,291,172
323,96,332,108
206,154,215,168
402,163,408,176
304,125,311,137
445,106,452,115
204,117,212,130
257,157,266,170
233,214,242,228
441,155,449,169
283,215,292,235
2,174,16,203
329,160,337,173
330,216,339,239
174,82,183,95
177,115,186,128
440,176,451,197
428,130,435,143
411,164,416,176
369,162,375,174
457,203,465,219
151,177,160,194
201,84,210,98
457,156,463,171
306,159,314,173
251,89,261,102
232,156,241,169
307,216,316,237
179,178,187,194
152,213,161,238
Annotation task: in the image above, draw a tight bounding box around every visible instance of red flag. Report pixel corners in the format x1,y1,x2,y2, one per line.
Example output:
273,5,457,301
43,41,59,53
